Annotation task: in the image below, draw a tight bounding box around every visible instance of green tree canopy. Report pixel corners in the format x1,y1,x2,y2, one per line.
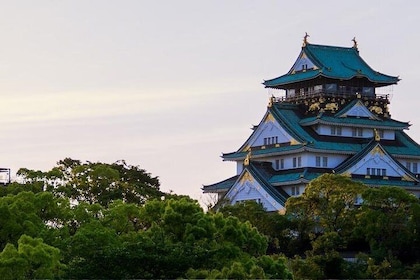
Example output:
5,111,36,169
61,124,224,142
356,186,420,265
17,158,164,207
0,235,65,279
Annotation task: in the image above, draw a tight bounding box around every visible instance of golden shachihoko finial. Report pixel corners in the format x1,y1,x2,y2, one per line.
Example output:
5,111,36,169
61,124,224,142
303,32,310,47
352,37,358,49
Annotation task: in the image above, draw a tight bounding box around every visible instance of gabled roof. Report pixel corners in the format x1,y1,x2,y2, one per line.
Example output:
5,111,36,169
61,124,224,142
235,109,302,153
246,161,289,204
263,43,399,89
334,139,419,182
221,161,289,210
223,102,420,161
336,99,380,119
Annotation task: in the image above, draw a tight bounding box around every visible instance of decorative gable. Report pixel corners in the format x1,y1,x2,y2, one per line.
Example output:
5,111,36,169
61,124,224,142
337,100,379,119
224,170,284,212
338,143,418,181
241,112,299,150
290,52,317,73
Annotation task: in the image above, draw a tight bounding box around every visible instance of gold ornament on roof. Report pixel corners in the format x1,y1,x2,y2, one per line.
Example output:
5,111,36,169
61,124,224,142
268,95,275,108
303,32,310,47
244,149,251,166
352,37,358,50
374,128,381,142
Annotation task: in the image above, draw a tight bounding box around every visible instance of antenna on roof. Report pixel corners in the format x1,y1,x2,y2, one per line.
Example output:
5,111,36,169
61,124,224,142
303,32,310,47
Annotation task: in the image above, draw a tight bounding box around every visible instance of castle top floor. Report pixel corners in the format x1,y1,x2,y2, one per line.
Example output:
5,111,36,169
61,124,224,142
263,35,399,103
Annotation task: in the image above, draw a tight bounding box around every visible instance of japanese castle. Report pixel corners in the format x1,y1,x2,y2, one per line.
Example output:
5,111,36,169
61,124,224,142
203,36,420,212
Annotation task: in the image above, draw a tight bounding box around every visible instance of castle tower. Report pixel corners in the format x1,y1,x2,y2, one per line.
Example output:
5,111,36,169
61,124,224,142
203,37,420,212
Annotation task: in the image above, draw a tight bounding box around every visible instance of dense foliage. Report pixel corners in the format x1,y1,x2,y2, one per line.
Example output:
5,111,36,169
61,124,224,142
223,174,420,279
0,159,291,279
0,160,419,279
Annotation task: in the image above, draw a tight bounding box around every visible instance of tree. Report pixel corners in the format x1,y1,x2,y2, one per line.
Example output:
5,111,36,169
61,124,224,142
218,200,294,255
286,174,366,251
61,197,287,279
0,235,64,279
285,174,367,279
0,192,53,250
17,158,164,207
356,186,420,266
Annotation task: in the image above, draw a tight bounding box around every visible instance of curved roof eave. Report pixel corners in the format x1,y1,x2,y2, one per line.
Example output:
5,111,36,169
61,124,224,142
263,72,399,89
299,118,410,130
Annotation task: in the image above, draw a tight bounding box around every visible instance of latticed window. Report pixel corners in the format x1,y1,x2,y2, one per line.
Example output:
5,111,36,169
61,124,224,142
330,126,342,136
352,128,363,137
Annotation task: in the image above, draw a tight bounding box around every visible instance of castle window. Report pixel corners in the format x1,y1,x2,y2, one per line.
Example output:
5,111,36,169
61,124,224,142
316,156,328,167
288,89,295,97
293,157,301,168
352,128,363,137
406,161,418,173
366,168,387,176
363,87,374,96
264,136,278,146
314,85,323,93
325,83,337,93
331,126,342,136
275,159,285,170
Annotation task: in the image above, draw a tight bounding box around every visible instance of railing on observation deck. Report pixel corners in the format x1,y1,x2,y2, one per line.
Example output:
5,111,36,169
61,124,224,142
273,89,389,103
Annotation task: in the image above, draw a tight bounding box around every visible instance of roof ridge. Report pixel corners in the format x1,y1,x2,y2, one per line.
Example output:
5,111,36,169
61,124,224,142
305,43,355,50
334,139,377,173
248,161,288,204
270,105,307,143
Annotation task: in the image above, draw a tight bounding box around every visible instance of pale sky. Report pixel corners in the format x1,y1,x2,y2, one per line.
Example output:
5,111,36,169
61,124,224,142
1,1,420,203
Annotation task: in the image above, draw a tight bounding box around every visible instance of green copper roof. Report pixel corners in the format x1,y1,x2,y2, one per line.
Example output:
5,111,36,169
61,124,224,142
351,176,420,188
299,114,409,129
202,175,238,193
246,161,289,205
269,168,328,185
385,131,420,157
223,102,420,161
264,43,399,88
